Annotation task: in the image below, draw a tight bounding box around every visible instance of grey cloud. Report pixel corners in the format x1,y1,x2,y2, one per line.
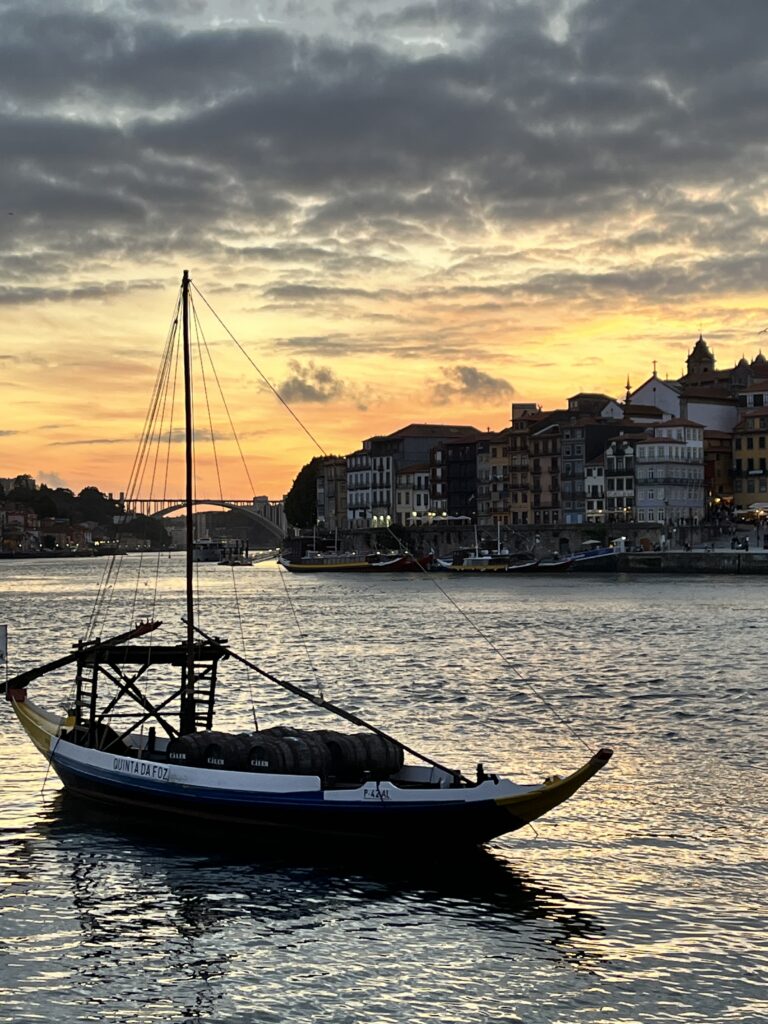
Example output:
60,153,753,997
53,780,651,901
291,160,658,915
1,0,768,310
278,360,345,403
48,437,126,446
432,365,513,405
274,334,358,356
36,469,69,488
128,1,206,15
0,279,161,306
265,284,373,301
371,1,497,33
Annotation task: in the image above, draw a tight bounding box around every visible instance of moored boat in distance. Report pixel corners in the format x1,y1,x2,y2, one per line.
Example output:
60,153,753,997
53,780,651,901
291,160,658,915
218,540,253,566
438,550,540,573
278,551,433,573
448,552,519,573
571,539,621,572
192,538,226,562
534,556,575,572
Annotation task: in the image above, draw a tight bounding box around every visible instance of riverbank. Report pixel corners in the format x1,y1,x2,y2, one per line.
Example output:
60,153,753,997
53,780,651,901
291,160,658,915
618,549,768,573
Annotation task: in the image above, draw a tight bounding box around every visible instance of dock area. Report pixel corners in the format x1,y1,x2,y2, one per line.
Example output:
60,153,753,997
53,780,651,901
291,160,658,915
618,550,768,574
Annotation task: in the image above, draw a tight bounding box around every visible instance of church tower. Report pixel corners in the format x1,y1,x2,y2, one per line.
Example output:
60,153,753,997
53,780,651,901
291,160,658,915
686,334,715,377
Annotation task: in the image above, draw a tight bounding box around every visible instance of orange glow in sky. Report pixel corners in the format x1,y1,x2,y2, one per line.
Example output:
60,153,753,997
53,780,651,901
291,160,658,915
2,3,768,499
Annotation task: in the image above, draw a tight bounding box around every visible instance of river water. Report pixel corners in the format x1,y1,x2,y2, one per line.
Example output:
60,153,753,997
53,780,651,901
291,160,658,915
0,556,765,1024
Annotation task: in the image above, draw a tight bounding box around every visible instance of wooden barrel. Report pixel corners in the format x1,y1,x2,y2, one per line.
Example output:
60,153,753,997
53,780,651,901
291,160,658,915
203,733,254,770
246,734,319,775
315,730,370,780
357,732,404,776
246,734,292,773
259,727,332,777
167,730,228,767
315,729,403,780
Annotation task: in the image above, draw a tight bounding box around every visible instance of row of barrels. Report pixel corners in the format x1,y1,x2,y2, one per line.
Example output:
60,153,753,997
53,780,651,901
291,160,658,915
167,726,404,781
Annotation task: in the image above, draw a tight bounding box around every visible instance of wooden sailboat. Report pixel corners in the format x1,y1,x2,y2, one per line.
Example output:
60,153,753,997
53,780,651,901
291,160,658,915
2,272,613,847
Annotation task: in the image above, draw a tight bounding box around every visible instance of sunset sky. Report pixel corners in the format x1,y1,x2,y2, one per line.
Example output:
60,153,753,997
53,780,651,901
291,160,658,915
3,0,768,500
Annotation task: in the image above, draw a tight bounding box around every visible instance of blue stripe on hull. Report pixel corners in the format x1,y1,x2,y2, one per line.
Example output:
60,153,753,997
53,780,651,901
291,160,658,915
51,756,523,844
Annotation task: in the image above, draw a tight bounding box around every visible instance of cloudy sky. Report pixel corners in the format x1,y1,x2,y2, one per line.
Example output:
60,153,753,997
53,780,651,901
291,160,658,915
2,0,768,498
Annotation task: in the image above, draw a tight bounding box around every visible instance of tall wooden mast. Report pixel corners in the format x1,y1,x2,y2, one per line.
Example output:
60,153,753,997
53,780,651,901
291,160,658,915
181,269,196,732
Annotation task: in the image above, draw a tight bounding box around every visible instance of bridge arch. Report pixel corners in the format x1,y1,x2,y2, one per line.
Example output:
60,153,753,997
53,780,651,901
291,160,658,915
148,499,285,543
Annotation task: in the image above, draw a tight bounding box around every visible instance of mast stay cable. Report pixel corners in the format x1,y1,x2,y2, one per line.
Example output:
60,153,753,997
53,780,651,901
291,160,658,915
190,288,593,754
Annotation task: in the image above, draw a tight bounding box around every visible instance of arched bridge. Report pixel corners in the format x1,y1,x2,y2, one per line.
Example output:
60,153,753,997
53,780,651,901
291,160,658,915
130,498,286,542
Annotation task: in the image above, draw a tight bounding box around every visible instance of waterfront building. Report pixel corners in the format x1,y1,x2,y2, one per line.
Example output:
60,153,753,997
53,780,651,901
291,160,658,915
631,372,682,419
394,464,430,525
567,393,624,419
0,506,40,553
732,383,768,510
476,430,511,527
39,518,94,551
703,430,733,508
530,412,570,525
315,457,347,533
369,447,394,528
437,436,481,520
346,449,371,528
584,455,605,521
560,418,588,524
559,395,642,524
634,419,706,530
347,424,481,527
508,405,539,526
346,439,397,528
604,438,636,521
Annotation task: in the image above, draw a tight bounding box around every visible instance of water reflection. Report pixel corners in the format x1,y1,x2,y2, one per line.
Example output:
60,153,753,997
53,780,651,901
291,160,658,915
4,563,766,1023
47,792,601,936
2,791,606,1022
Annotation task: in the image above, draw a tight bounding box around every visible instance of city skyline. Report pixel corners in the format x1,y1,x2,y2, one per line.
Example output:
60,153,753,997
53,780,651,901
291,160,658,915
3,1,768,497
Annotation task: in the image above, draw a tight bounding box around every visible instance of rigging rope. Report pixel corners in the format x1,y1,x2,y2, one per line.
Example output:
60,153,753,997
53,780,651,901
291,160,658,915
80,275,595,762
191,622,469,783
387,535,592,754
190,285,594,755
276,566,326,703
356,524,594,753
191,283,328,457
190,293,259,728
87,296,181,640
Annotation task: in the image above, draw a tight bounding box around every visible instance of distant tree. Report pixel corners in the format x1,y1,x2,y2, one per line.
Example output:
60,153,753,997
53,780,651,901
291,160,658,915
283,456,327,529
33,485,57,519
76,486,120,523
50,487,77,519
7,483,37,506
125,514,171,548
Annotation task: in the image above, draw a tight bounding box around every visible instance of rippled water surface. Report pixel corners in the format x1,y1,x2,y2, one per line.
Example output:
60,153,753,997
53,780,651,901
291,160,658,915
0,557,766,1023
